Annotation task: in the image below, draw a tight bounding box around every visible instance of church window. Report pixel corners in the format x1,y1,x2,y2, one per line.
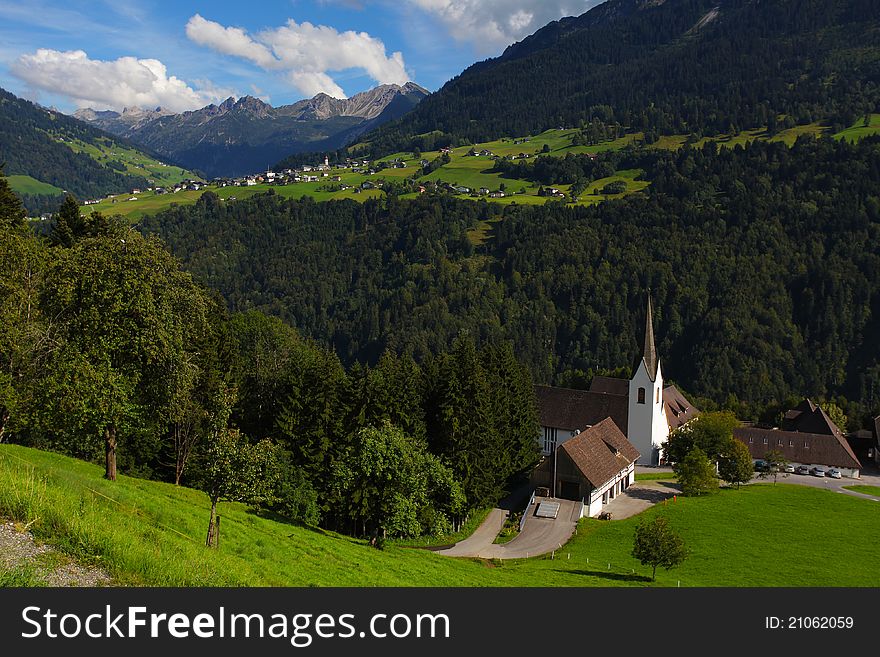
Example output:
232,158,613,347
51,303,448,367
637,387,645,404
656,388,660,404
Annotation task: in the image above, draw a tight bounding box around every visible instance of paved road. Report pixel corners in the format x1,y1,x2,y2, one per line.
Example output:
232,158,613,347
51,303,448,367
636,464,880,501
753,471,880,501
437,498,579,559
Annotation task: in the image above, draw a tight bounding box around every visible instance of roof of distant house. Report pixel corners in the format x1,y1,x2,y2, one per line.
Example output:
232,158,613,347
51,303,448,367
782,399,843,437
560,418,640,487
733,426,861,470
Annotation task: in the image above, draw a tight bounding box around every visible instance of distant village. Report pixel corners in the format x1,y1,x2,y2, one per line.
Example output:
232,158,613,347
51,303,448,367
79,136,602,211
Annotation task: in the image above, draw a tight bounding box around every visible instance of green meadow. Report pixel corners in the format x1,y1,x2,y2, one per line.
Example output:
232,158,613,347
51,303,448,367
834,113,880,142
62,136,200,190
2,444,878,587
79,116,880,220
6,174,64,196
842,485,880,497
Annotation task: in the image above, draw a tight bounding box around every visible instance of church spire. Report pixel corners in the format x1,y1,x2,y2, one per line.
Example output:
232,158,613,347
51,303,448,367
643,293,658,380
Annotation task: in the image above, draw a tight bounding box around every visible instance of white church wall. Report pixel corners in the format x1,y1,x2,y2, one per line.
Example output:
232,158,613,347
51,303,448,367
627,360,667,465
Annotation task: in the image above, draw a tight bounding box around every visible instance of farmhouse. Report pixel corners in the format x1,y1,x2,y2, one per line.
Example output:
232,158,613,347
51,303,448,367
536,296,699,466
531,418,640,517
733,399,863,477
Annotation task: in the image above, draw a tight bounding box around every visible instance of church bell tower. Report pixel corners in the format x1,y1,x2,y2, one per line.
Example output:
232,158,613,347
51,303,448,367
627,294,669,465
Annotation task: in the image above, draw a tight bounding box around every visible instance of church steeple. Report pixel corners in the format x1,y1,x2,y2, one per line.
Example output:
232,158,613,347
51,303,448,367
643,293,658,380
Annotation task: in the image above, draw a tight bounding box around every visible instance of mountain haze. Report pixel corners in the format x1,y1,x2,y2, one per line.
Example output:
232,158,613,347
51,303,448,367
76,83,429,178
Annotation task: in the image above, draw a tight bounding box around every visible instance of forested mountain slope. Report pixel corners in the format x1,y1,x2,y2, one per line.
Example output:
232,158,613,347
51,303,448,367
0,87,195,215
142,136,880,423
363,0,880,155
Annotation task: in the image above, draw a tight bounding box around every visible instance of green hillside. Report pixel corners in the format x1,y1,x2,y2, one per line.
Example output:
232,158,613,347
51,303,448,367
3,445,879,587
362,0,880,155
6,175,64,196
64,136,198,189
0,87,199,215
87,119,875,222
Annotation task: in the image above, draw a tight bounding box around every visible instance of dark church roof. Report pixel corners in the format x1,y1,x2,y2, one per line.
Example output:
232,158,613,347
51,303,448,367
733,427,861,470
535,385,628,435
560,418,641,488
641,294,658,381
663,385,700,430
590,375,629,396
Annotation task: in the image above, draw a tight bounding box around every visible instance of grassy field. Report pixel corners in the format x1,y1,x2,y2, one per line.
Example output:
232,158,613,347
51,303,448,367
2,444,878,587
834,113,880,142
62,136,199,190
842,485,880,497
6,174,64,196
75,112,880,221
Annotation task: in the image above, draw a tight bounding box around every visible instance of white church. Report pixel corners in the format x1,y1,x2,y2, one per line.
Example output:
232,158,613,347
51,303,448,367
535,297,699,468
533,295,699,499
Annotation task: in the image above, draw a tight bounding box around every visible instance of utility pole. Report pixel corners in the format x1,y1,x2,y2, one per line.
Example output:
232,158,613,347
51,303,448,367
553,439,558,498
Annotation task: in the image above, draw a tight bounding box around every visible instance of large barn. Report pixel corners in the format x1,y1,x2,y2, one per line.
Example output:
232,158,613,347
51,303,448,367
733,399,863,477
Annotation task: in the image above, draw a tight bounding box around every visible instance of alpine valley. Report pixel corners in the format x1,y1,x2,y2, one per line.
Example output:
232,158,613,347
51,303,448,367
74,82,429,178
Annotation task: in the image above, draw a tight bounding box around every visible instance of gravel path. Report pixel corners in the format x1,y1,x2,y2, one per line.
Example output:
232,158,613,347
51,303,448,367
0,520,111,586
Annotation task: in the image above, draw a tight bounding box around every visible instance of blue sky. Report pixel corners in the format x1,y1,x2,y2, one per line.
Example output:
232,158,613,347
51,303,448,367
0,0,602,113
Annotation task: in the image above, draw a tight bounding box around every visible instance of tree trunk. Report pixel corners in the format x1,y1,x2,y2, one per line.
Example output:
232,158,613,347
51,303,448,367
206,498,218,547
652,565,657,582
104,426,117,481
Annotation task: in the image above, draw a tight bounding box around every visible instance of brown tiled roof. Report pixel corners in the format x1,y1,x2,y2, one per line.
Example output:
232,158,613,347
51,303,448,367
663,384,699,430
783,399,816,428
733,427,861,470
535,385,628,434
782,399,843,437
560,418,640,488
589,376,629,396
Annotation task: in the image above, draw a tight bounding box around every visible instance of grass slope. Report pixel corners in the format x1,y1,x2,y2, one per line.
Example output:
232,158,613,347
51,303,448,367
64,136,199,192
84,115,879,222
6,174,64,196
2,445,878,587
834,113,880,142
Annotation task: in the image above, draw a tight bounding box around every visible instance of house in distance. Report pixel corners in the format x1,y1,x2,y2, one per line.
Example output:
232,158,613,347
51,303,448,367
733,399,863,477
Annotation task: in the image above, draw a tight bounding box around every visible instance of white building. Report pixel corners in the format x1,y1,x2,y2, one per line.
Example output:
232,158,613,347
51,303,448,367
535,295,699,466
530,418,639,518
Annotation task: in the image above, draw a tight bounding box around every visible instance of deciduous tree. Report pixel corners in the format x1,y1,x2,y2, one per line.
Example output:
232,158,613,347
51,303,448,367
718,438,754,488
677,447,718,496
632,515,688,581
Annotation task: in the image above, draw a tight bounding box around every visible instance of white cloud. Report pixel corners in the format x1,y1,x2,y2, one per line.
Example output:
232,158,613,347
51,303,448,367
10,49,232,112
406,0,604,53
185,14,409,99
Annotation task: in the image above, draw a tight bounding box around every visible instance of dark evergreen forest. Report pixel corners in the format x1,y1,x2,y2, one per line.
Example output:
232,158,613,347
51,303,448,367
144,136,880,429
358,0,880,157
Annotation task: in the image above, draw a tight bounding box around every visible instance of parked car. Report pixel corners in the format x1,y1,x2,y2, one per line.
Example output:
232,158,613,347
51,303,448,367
810,467,826,477
754,460,769,472
795,465,810,475
782,464,795,473
827,469,842,479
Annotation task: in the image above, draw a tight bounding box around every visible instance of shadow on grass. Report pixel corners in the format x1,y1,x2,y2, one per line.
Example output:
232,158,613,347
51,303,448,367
558,569,653,583
248,508,329,537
